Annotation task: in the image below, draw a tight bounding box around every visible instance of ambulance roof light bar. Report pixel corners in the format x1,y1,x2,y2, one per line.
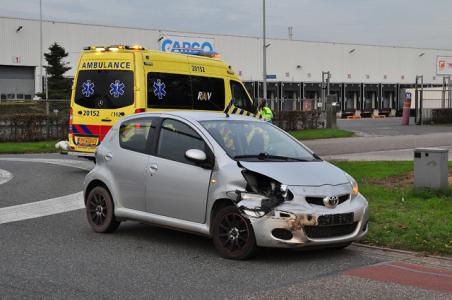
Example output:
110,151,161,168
83,45,145,51
189,49,221,59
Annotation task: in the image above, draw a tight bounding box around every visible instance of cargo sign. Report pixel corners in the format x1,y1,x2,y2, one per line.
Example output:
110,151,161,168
160,36,215,54
436,56,452,75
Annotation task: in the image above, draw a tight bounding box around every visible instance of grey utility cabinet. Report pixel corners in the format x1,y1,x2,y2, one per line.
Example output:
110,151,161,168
414,148,449,189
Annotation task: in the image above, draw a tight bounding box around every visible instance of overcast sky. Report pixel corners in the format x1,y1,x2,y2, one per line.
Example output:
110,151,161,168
1,0,451,49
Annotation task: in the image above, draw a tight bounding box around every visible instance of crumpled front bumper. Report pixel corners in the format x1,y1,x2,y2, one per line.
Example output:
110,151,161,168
245,194,369,248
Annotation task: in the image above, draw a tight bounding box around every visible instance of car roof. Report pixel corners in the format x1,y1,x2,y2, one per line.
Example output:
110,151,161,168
124,111,264,123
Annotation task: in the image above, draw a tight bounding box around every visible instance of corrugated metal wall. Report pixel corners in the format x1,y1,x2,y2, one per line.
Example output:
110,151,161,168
1,16,452,87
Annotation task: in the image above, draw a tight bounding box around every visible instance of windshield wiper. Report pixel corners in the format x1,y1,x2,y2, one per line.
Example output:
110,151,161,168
233,153,311,162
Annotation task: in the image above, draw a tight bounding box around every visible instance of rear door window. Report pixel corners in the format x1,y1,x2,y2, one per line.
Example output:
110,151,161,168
147,73,192,109
147,72,225,110
191,76,225,110
75,70,134,109
119,118,155,154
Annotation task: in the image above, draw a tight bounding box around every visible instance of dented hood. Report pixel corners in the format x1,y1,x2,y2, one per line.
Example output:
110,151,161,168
239,161,349,186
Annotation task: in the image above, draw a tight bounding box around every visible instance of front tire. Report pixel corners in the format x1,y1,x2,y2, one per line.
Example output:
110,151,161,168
212,206,257,260
86,186,120,233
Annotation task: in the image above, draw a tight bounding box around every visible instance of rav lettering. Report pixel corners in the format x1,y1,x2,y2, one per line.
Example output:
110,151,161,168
197,91,212,101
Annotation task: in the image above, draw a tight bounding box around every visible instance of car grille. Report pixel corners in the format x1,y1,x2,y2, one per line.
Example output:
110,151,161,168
303,222,358,239
305,194,349,206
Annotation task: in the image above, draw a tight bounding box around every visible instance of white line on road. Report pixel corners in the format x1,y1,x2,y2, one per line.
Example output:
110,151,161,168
0,191,84,224
0,157,90,224
0,157,93,171
0,168,14,185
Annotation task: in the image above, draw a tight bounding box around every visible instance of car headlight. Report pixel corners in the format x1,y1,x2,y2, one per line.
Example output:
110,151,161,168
346,174,359,199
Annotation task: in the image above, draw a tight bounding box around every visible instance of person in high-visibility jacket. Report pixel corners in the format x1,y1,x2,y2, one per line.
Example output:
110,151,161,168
257,99,273,123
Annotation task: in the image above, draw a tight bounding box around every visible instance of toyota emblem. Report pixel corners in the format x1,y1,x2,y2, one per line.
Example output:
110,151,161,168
323,195,339,208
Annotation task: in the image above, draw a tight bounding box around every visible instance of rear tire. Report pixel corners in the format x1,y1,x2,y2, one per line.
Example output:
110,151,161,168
86,186,120,233
212,206,257,260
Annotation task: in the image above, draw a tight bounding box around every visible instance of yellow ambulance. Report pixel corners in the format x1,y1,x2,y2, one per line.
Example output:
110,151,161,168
68,45,259,157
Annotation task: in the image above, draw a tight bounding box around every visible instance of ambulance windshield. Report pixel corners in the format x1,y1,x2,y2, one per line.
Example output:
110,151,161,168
75,70,134,109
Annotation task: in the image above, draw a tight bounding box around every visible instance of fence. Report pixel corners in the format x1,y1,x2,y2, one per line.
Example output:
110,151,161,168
267,99,318,112
0,100,70,142
0,99,70,116
0,114,68,142
410,76,452,124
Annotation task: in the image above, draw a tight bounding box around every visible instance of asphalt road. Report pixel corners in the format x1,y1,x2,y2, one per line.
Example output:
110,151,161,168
337,117,452,137
304,118,452,160
1,154,451,299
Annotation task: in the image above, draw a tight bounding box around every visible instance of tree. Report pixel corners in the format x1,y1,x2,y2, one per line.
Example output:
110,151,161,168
41,42,72,99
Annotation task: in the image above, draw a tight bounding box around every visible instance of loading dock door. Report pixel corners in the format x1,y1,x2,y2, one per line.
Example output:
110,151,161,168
0,65,35,100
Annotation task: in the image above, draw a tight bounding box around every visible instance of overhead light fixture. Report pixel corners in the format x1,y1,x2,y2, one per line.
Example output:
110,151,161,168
349,48,356,54
16,26,23,32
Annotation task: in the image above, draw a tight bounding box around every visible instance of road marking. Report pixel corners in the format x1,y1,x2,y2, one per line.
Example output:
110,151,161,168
0,168,13,185
0,157,90,224
0,191,84,224
0,157,93,171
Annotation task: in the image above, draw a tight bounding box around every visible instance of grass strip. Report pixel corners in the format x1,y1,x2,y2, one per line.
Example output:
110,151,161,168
332,161,452,256
289,128,354,140
0,140,58,154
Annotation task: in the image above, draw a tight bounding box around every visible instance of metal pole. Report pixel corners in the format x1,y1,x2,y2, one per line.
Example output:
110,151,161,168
442,77,446,109
45,66,48,101
449,77,452,108
262,0,267,101
326,72,330,96
415,78,418,124
420,76,423,125
39,0,43,98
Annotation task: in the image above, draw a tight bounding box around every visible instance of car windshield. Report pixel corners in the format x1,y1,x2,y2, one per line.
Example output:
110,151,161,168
200,120,317,162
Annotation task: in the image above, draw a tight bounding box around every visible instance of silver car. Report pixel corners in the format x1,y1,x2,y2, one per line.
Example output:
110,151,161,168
84,111,368,259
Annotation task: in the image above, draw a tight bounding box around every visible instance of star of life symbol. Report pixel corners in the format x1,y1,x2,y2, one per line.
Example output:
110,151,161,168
153,79,166,100
81,80,95,97
110,80,125,98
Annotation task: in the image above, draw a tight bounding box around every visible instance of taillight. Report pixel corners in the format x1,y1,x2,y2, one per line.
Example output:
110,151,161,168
135,108,145,114
69,107,73,133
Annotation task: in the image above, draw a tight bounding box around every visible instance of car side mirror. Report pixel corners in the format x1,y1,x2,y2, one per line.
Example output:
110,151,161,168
185,149,207,162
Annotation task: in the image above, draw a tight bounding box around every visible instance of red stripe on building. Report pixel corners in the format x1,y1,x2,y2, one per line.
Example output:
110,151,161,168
344,261,452,293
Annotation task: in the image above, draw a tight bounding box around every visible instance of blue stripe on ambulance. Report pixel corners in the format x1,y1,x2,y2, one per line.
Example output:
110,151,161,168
80,124,93,135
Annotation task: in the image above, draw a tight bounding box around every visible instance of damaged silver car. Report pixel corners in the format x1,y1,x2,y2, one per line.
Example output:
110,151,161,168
84,111,368,259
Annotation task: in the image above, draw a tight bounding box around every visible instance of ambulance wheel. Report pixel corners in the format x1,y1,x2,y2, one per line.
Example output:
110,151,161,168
212,206,257,260
86,186,120,233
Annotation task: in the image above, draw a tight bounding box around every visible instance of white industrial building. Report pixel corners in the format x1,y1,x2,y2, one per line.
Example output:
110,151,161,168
1,15,452,115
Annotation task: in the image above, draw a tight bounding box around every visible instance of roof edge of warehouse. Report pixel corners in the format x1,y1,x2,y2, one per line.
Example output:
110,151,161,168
2,15,451,52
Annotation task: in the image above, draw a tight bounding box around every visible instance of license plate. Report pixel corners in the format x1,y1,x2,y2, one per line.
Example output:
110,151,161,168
318,213,354,226
75,136,98,147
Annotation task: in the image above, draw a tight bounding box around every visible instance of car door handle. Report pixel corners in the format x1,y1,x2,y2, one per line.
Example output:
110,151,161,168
104,153,113,161
149,163,158,173
101,118,112,122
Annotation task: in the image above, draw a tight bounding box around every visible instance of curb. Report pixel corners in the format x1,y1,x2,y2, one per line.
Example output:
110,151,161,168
353,242,452,262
